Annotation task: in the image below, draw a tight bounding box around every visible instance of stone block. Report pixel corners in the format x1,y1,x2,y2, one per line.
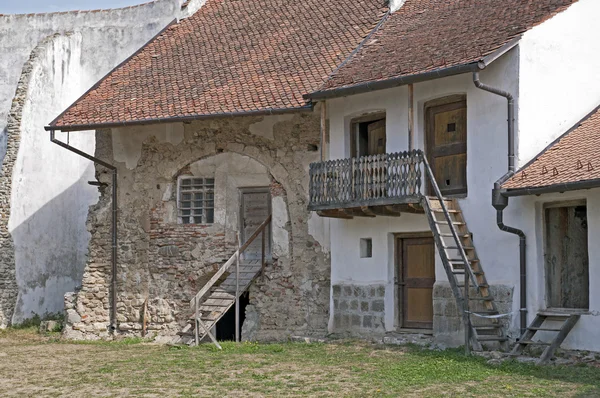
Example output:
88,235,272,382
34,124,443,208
363,315,373,328
360,301,369,312
339,300,348,311
333,299,339,310
376,286,385,297
66,309,81,324
350,300,358,310
332,285,341,297
351,315,361,327
371,300,385,313
343,286,352,297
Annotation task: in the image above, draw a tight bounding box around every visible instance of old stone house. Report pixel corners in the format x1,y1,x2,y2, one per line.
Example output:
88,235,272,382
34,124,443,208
46,0,386,341
38,0,600,361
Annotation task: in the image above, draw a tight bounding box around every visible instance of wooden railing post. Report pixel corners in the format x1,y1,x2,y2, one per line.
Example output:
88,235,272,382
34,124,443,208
464,270,470,355
194,296,199,346
261,229,266,278
235,232,240,343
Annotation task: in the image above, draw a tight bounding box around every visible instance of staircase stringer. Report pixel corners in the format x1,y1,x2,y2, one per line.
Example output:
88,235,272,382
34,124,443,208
423,196,482,351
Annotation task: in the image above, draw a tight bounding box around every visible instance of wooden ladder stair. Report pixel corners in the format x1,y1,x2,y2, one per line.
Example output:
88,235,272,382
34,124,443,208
424,196,508,351
510,312,580,364
172,260,264,346
171,215,272,347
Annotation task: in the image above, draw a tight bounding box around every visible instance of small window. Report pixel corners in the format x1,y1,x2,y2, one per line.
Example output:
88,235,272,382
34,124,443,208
178,177,215,224
360,238,373,258
350,114,386,158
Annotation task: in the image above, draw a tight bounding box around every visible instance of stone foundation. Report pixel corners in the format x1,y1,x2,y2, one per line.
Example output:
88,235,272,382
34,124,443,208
332,284,386,334
62,108,330,341
433,281,514,346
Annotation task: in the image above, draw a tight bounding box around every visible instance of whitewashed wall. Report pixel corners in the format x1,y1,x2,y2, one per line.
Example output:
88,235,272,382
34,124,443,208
518,0,600,165
1,1,192,323
326,52,521,333
511,189,600,352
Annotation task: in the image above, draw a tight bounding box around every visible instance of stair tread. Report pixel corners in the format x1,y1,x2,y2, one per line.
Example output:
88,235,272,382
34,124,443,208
477,336,508,342
451,269,483,275
432,209,460,213
474,325,502,330
434,221,465,225
448,259,479,263
445,246,475,250
528,327,562,332
538,312,573,317
518,339,551,346
440,233,471,238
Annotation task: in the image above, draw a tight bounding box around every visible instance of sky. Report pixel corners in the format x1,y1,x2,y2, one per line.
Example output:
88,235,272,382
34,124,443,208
0,0,145,14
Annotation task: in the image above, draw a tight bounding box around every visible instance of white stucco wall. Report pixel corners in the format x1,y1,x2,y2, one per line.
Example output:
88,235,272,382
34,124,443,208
327,52,521,333
510,189,600,352
325,0,600,350
1,1,195,323
518,0,600,165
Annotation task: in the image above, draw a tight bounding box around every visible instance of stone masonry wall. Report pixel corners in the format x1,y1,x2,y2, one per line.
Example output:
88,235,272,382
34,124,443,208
433,282,514,346
331,284,386,335
63,109,331,341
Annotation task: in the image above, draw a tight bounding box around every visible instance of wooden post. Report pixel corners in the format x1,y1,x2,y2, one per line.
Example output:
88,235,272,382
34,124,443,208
408,84,414,150
261,229,266,278
235,233,240,343
464,270,470,355
194,296,199,346
320,101,327,161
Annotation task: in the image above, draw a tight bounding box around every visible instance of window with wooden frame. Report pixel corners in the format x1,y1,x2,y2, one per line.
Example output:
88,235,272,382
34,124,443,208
350,113,386,158
177,176,215,224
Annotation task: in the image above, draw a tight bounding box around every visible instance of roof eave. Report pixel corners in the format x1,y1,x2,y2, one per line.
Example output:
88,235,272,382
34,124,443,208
502,178,600,197
45,104,314,132
305,36,522,101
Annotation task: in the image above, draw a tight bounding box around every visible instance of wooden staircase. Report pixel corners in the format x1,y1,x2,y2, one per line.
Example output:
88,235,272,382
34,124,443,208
423,196,508,351
510,312,580,364
171,215,271,347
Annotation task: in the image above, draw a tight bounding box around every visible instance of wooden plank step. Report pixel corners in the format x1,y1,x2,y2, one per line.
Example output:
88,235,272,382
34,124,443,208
528,327,562,332
431,209,460,213
448,259,479,263
477,336,508,342
439,233,471,238
471,310,499,315
444,246,475,250
475,325,502,330
435,221,466,226
518,340,551,346
210,292,235,299
538,312,572,318
198,305,228,312
451,269,483,275
469,296,494,301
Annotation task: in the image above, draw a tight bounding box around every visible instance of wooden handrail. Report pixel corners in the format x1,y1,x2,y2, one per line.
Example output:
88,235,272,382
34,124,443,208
189,214,272,309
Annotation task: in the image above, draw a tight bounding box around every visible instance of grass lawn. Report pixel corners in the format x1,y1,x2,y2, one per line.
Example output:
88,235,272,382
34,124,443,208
1,328,599,397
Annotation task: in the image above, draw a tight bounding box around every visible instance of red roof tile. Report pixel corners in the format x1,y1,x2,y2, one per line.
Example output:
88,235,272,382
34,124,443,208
315,0,576,94
503,105,600,191
49,0,387,130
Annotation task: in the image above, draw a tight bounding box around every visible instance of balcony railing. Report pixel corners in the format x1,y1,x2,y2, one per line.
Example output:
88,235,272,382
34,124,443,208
308,150,424,211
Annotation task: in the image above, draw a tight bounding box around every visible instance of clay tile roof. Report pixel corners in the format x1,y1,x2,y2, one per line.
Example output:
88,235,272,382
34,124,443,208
314,0,576,95
49,0,388,130
502,105,600,191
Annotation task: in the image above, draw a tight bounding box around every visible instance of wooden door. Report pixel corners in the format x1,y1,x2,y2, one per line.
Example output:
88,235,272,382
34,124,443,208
545,204,589,309
240,188,271,260
426,99,467,196
367,119,386,155
398,237,435,329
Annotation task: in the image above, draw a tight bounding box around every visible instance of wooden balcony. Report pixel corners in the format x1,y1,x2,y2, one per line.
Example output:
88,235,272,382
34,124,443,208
308,150,426,218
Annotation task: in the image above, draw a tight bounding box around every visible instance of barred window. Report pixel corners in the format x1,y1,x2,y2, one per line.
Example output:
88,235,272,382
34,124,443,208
178,177,215,224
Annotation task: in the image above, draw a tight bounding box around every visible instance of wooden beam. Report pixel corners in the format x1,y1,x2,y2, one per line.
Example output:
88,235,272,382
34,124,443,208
316,210,353,219
408,84,414,150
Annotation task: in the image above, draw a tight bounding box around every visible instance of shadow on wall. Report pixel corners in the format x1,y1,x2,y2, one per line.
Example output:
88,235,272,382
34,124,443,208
11,164,97,324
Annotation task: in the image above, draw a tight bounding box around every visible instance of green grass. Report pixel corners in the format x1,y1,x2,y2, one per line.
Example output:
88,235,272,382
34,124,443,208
1,331,599,397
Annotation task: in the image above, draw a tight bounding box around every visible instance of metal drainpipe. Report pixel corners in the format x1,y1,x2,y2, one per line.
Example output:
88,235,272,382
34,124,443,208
50,130,118,333
473,72,527,335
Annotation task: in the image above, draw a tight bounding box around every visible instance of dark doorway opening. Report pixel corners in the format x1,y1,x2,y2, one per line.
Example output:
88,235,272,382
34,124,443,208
545,202,589,309
216,292,250,341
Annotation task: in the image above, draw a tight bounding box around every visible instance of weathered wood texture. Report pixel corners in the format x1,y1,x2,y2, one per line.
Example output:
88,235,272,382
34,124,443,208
544,205,589,309
308,150,423,211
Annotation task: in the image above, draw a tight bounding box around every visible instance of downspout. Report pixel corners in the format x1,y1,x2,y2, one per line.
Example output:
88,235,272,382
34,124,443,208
473,71,527,336
50,130,118,333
